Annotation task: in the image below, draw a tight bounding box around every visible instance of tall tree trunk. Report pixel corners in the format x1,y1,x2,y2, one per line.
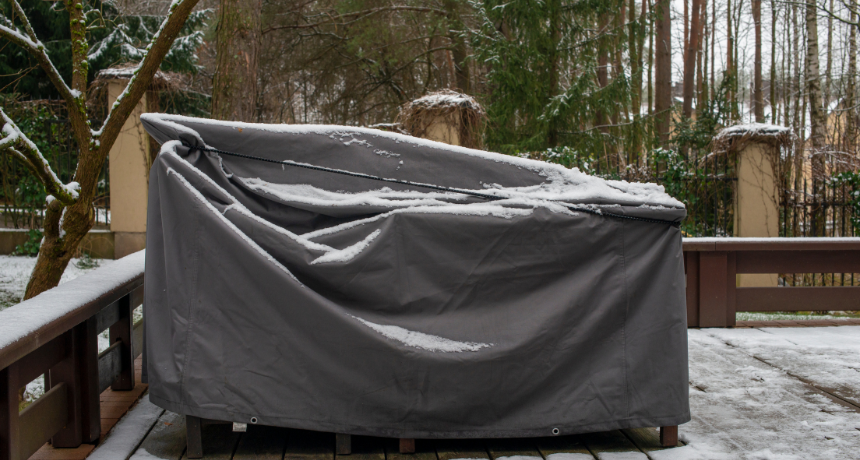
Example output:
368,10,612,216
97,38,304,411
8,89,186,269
771,0,777,124
753,0,764,122
824,0,833,109
655,0,672,146
726,0,734,120
597,13,610,133
212,0,262,121
698,4,706,111
849,12,858,148
710,0,715,100
648,0,654,116
682,0,701,119
547,0,560,146
806,0,825,154
629,0,641,164
443,0,471,93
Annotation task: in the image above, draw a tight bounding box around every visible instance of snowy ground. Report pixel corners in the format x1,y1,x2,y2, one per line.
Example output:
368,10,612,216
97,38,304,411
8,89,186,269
661,327,860,459
0,255,115,406
0,254,113,310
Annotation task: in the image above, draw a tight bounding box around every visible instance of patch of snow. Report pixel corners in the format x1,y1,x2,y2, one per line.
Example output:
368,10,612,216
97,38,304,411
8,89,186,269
666,330,860,460
496,456,542,460
310,229,380,265
407,90,484,112
89,395,165,460
351,316,492,353
0,252,139,352
716,123,794,139
70,89,81,98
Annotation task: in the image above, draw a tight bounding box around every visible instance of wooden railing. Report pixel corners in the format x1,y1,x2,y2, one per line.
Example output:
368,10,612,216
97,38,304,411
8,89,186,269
0,251,145,460
684,238,860,327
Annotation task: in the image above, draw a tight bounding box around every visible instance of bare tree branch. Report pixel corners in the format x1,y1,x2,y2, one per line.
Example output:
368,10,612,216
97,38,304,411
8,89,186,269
0,107,79,205
93,0,202,152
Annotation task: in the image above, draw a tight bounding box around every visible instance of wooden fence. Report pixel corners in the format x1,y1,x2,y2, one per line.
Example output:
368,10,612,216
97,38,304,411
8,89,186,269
684,238,860,327
0,254,143,460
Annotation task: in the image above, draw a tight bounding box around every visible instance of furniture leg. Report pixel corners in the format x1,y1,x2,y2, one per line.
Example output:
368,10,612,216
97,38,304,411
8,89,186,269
399,438,415,454
336,433,352,455
660,425,678,447
186,415,203,459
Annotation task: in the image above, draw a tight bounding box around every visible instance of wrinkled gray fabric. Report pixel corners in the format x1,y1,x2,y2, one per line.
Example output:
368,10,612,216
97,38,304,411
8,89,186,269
141,114,690,438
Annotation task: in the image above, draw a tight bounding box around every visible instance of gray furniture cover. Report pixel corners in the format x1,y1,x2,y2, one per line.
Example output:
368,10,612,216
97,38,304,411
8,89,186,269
141,113,690,439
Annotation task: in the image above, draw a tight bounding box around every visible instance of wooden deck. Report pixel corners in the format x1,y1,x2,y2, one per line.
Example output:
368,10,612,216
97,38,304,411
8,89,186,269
130,417,676,460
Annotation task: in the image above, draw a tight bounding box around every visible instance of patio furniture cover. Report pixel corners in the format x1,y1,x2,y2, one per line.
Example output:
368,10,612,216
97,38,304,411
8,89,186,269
140,113,690,438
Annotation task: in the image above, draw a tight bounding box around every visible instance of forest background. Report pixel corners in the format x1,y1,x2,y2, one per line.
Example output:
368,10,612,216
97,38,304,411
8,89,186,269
2,0,860,241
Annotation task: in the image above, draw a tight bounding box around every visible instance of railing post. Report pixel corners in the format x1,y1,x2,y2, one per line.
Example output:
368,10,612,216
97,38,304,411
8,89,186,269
0,364,20,460
80,317,101,443
110,293,135,391
684,251,700,327
48,330,82,448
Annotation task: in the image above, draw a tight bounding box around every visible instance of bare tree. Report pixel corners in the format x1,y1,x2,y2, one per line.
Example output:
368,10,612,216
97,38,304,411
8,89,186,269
0,0,202,298
753,0,764,121
683,0,702,119
655,0,672,146
212,0,262,121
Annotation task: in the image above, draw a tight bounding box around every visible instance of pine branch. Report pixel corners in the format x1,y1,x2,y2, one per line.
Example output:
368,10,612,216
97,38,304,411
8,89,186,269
0,108,79,205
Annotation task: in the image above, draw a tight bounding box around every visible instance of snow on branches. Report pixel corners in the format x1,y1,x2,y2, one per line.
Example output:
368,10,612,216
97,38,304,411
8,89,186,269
0,108,79,205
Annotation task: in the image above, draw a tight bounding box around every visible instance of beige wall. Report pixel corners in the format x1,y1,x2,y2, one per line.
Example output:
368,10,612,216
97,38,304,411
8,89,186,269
733,141,779,287
107,81,149,256
423,114,460,146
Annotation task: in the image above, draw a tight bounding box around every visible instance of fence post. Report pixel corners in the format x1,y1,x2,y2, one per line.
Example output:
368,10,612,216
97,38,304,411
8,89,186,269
110,293,135,391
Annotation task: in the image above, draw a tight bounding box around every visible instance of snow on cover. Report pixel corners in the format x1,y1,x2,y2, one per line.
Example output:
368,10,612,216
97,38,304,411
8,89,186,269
141,113,684,208
352,316,492,353
716,122,793,139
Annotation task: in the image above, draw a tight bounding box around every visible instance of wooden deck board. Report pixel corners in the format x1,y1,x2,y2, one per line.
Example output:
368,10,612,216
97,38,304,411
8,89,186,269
486,438,542,460
534,435,593,458
337,436,385,460
180,423,242,460
435,439,490,460
283,429,334,460
621,427,679,452
129,410,188,460
384,438,436,460
232,425,286,460
579,431,646,459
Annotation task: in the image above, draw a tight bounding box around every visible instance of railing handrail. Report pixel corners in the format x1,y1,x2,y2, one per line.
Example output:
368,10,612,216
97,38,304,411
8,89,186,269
0,250,145,371
683,237,860,251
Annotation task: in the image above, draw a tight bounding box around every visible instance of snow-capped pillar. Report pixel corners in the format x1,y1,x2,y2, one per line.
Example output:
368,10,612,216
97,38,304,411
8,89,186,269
105,77,150,259
715,124,793,288
396,90,485,149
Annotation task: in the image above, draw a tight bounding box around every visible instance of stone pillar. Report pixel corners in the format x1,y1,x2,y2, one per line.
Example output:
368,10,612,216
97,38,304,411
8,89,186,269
423,113,461,146
733,141,779,287
396,90,484,148
716,124,792,287
106,80,150,258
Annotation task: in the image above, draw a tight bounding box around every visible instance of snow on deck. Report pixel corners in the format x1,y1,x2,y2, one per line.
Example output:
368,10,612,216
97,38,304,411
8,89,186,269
92,325,860,460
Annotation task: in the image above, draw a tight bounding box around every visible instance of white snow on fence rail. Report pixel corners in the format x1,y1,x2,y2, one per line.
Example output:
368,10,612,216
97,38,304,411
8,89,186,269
0,250,145,353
